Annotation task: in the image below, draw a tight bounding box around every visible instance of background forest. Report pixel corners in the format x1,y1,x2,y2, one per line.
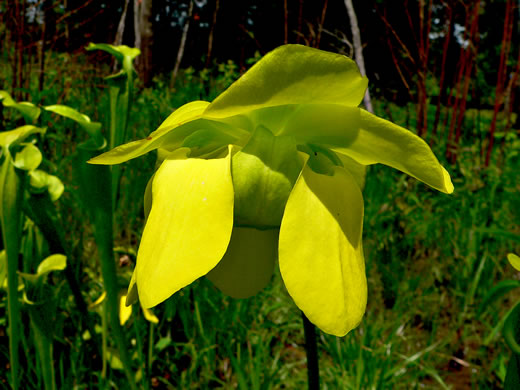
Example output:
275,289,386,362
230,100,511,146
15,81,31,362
1,0,520,389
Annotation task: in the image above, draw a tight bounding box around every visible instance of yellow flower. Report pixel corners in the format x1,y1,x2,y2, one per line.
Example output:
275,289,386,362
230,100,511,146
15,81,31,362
90,45,453,336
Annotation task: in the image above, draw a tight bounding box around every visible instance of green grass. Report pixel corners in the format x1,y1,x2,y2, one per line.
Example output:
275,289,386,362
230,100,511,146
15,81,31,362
1,50,519,389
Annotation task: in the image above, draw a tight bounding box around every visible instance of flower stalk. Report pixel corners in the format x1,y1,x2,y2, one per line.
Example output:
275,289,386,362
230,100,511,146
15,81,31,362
302,312,320,390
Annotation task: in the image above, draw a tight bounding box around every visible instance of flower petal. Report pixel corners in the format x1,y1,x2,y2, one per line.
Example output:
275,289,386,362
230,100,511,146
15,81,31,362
136,147,234,308
206,227,277,298
204,45,367,119
508,253,520,272
337,153,367,191
279,163,366,336
126,269,138,306
119,293,132,325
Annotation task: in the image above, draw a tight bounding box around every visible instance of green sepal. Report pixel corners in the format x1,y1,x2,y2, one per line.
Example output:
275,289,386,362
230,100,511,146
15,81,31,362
204,44,368,118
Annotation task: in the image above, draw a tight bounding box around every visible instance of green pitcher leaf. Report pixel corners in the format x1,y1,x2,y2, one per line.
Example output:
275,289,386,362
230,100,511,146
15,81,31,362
0,90,41,122
505,352,520,389
0,250,6,288
504,301,520,354
29,170,65,201
19,254,66,283
44,105,105,150
478,280,520,315
0,126,46,153
87,43,140,66
13,144,42,171
36,254,67,276
45,174,65,202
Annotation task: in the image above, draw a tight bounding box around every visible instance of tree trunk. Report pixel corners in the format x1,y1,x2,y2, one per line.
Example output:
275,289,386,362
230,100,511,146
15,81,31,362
171,0,193,88
206,0,219,67
432,1,453,138
485,0,514,167
344,0,373,113
283,0,288,44
447,2,480,164
296,0,303,44
114,0,130,46
316,0,328,48
134,0,153,85
133,0,140,49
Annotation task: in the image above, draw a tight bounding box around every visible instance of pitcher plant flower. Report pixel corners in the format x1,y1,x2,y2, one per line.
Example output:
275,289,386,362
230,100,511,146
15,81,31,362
90,45,453,336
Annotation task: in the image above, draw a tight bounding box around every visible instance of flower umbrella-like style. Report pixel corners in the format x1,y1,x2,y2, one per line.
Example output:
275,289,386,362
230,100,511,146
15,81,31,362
90,45,453,337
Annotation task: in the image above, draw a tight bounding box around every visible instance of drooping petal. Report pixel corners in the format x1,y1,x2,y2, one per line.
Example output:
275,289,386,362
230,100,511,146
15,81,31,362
119,293,132,325
135,147,234,308
508,253,520,271
143,173,154,221
141,305,159,324
337,153,367,191
278,104,452,194
126,269,138,306
206,227,277,298
204,45,368,119
279,163,366,336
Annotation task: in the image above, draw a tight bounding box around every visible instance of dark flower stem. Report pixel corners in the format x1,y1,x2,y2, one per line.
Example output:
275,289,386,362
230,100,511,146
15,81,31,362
302,312,320,390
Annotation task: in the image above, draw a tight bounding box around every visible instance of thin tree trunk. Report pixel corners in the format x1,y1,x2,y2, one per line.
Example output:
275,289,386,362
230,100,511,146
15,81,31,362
133,0,140,50
206,0,219,67
432,1,453,138
316,0,328,48
38,17,46,93
296,0,303,44
499,48,520,162
450,2,480,164
344,0,373,113
134,0,153,85
171,0,193,88
485,0,514,167
114,0,130,46
13,0,25,100
445,3,471,160
283,0,288,44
